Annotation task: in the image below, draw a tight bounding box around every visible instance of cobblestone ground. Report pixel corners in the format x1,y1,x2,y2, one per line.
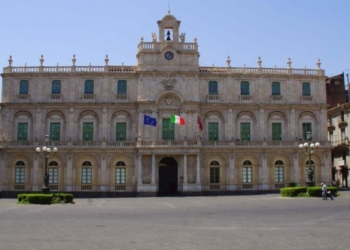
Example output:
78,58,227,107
1,192,349,250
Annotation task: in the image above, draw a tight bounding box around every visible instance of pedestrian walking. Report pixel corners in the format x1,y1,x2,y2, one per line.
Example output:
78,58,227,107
321,183,327,200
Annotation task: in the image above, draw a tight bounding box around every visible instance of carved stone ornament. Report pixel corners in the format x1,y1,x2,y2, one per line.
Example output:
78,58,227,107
165,96,172,105
161,76,176,90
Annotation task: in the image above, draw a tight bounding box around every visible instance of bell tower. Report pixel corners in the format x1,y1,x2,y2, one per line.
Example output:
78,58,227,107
157,10,180,43
136,11,199,71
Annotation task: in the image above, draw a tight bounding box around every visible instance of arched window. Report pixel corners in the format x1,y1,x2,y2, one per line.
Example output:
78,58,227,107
116,161,126,184
242,160,252,183
274,160,284,183
48,161,58,185
82,161,92,184
210,161,220,184
15,161,25,184
240,81,250,95
208,81,218,95
302,82,311,96
272,82,281,95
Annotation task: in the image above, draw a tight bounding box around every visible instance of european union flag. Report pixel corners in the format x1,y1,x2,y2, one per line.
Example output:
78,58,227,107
144,115,157,127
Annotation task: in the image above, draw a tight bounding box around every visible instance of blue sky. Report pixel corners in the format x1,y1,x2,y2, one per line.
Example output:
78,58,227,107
1,0,349,95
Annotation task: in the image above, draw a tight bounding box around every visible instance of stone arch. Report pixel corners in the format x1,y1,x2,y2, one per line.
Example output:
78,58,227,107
299,152,322,184
236,154,260,188
74,154,100,190
108,154,135,188
156,90,183,107
235,111,258,141
266,111,288,141
76,110,100,141
43,110,67,141
11,110,34,141
297,111,318,140
202,110,226,141
203,154,227,187
110,110,134,141
268,153,292,187
7,154,32,191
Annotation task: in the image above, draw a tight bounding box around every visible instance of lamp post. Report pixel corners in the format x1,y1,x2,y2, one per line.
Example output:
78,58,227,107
299,131,320,187
35,135,58,193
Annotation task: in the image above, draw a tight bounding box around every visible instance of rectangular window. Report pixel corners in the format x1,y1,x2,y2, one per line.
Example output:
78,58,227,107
328,115,333,125
115,168,126,184
84,80,94,94
341,129,346,141
83,122,93,141
329,132,334,142
302,82,311,96
302,123,312,140
81,168,92,184
208,122,219,141
50,123,60,141
19,80,29,94
274,167,284,182
117,80,127,94
49,168,58,184
17,123,28,141
242,167,252,183
15,167,25,184
208,81,218,95
116,122,127,141
341,111,345,121
241,81,250,95
272,123,282,141
210,167,220,184
162,118,175,140
51,80,61,94
240,123,250,141
272,82,281,95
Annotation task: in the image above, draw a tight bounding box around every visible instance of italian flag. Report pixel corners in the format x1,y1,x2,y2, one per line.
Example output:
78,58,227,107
170,114,185,125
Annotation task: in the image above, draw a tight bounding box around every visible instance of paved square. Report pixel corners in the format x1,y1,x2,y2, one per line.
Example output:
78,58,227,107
0,192,349,250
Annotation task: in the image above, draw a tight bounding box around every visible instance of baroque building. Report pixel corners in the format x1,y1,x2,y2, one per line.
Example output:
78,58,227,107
0,12,331,196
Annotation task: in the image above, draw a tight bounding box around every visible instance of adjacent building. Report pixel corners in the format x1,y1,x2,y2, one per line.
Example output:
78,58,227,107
0,12,331,196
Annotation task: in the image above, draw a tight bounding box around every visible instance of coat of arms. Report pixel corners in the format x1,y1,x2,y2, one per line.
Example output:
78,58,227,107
161,76,176,90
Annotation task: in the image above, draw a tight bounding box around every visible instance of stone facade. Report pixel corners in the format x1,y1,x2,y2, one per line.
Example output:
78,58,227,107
0,12,332,195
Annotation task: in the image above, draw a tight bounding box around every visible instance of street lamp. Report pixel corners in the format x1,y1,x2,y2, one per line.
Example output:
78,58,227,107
35,135,58,193
299,131,320,186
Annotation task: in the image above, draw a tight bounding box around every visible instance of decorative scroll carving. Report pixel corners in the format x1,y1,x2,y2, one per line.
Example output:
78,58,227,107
161,76,176,90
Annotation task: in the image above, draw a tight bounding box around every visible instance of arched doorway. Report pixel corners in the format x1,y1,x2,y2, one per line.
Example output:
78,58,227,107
158,157,178,196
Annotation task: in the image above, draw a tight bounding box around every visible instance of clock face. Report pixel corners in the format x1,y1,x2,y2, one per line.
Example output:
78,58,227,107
164,51,174,60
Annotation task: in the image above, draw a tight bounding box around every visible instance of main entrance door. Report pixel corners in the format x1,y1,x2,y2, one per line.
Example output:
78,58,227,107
158,157,178,196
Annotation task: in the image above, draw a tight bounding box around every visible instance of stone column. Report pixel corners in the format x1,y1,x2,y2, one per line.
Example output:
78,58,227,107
0,153,7,190
151,154,156,184
100,154,107,191
138,154,143,185
261,154,268,189
196,154,201,185
293,153,300,184
228,153,236,190
32,154,40,191
66,154,73,191
183,154,188,184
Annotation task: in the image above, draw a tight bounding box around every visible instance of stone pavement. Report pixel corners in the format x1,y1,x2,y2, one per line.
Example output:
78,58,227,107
0,192,349,250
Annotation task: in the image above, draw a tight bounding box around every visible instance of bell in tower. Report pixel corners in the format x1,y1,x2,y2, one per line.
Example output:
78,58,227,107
166,30,171,41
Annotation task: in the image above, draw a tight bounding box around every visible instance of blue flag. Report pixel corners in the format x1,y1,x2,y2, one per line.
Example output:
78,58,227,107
144,115,157,127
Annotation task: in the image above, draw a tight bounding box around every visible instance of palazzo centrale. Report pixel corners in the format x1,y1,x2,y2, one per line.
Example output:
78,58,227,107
0,12,331,195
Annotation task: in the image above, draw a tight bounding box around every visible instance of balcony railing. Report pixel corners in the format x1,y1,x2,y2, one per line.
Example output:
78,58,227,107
0,140,331,149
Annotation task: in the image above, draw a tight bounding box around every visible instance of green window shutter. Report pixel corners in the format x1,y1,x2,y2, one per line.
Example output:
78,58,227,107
302,123,312,140
240,123,250,141
84,80,94,94
208,122,218,141
51,80,61,94
50,123,60,141
19,80,29,94
241,81,250,95
83,122,94,141
17,123,28,141
302,82,311,96
208,81,218,95
117,80,127,94
116,122,127,141
272,123,282,141
162,118,174,140
272,82,281,95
